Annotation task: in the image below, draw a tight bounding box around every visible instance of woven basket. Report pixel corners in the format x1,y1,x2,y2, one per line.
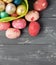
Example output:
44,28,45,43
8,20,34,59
0,0,29,22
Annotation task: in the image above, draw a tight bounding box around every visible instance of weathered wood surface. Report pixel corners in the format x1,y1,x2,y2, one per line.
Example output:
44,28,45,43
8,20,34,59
0,18,56,44
0,0,56,65
0,45,56,65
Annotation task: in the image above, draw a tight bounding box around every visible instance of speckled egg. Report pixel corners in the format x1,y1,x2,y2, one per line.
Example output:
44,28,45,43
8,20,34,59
3,0,13,3
5,28,21,39
13,0,22,5
0,1,5,12
0,22,10,31
1,11,9,18
28,21,40,36
12,18,26,29
25,10,39,22
6,3,16,15
33,0,48,11
16,5,26,15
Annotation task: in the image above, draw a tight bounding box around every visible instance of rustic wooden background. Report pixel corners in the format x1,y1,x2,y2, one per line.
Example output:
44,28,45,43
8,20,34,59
0,0,56,65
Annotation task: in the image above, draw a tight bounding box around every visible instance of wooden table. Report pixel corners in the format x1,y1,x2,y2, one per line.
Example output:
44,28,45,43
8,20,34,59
0,0,56,65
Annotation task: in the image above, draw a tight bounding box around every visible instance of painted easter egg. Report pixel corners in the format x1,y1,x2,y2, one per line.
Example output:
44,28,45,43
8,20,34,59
11,13,18,17
16,5,26,15
0,22,10,31
28,21,40,36
12,18,26,29
3,0,13,3
13,0,22,5
5,28,21,39
33,0,48,11
0,1,5,12
25,10,39,22
6,3,16,15
1,11,9,18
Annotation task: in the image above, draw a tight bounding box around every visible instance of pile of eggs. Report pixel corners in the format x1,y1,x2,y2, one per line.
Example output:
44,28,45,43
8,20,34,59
0,0,26,18
0,0,48,39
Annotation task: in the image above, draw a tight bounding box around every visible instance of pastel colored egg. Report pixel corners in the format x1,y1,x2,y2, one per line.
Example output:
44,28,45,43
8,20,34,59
28,21,40,36
16,5,26,15
6,3,16,15
3,0,13,3
0,1,5,12
25,10,39,22
1,11,9,18
33,0,48,11
13,0,22,5
0,22,10,31
5,28,21,39
12,18,26,29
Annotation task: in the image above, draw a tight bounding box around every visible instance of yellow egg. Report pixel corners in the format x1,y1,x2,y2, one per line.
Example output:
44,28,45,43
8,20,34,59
3,0,13,3
16,5,26,15
0,1,5,12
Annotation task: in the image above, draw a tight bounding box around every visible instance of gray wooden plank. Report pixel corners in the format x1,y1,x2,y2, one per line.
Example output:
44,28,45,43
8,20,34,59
29,0,56,18
0,18,56,44
0,45,56,65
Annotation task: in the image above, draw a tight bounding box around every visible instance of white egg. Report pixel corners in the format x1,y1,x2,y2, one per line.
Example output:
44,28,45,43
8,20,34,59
25,10,39,22
5,28,21,39
6,3,16,15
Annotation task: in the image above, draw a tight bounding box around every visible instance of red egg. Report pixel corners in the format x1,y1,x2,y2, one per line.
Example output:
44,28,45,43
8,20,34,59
25,10,39,22
12,19,26,29
33,0,48,11
0,22,10,31
28,21,40,36
5,28,21,39
11,13,18,17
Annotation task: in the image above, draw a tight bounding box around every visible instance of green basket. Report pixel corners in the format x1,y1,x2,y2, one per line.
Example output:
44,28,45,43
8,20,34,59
0,0,29,22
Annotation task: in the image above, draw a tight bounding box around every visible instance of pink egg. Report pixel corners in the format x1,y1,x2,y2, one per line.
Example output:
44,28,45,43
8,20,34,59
0,22,10,31
5,28,21,39
33,0,48,11
25,10,39,22
28,21,40,36
12,19,27,29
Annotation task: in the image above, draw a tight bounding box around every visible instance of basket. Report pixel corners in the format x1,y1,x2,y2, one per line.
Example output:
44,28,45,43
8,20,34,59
0,0,29,22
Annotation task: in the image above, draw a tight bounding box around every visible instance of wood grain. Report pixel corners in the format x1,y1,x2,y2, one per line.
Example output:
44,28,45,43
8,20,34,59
0,0,56,65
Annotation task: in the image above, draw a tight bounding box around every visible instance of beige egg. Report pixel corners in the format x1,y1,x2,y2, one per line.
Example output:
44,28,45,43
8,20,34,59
16,5,26,15
25,10,39,22
3,0,13,3
6,3,16,15
5,28,21,39
0,1,5,12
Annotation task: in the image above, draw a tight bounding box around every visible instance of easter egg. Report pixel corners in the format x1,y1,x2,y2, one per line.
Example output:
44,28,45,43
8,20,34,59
28,21,40,36
11,13,18,17
13,0,22,5
0,1,5,12
12,18,26,29
1,11,9,18
3,0,13,3
5,28,21,39
33,0,48,11
16,5,26,15
6,3,16,15
0,22,10,31
25,10,39,22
